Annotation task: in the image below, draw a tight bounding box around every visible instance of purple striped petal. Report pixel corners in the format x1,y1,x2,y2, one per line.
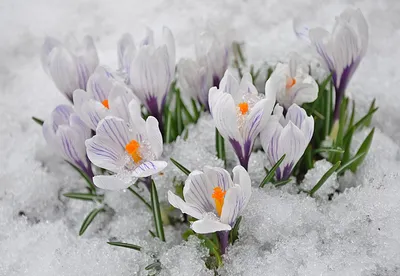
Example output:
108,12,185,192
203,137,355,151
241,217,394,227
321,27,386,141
131,160,167,178
95,117,131,149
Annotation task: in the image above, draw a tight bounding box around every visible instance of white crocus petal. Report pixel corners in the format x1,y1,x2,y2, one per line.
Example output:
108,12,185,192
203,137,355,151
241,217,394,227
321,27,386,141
93,175,134,191
191,217,231,234
285,104,307,128
260,118,282,156
220,185,243,226
85,135,125,173
128,99,146,131
145,116,163,158
218,70,241,101
131,161,168,178
48,48,80,100
95,117,131,149
278,121,307,167
203,166,234,191
183,170,215,213
291,78,318,106
232,165,252,207
140,27,155,46
243,98,274,143
168,191,204,220
301,116,315,142
108,82,136,122
86,66,115,102
163,26,176,74
208,87,242,143
80,36,99,74
117,33,136,72
73,89,107,130
41,36,61,74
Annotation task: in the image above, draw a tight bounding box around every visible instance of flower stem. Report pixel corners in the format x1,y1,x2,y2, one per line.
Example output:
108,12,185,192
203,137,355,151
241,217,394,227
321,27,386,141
217,230,229,255
150,179,165,242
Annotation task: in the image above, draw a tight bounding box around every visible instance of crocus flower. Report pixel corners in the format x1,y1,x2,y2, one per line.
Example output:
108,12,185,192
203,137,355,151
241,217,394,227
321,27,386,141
168,165,251,252
195,29,231,87
128,27,175,129
41,35,99,102
177,58,212,110
42,105,93,178
294,8,368,121
209,70,276,170
272,52,318,110
260,104,314,181
85,99,167,190
73,66,138,130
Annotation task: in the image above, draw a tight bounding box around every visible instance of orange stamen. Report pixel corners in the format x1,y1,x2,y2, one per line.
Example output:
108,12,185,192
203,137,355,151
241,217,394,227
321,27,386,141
238,102,249,115
212,187,226,217
102,99,109,109
286,77,296,89
125,140,142,163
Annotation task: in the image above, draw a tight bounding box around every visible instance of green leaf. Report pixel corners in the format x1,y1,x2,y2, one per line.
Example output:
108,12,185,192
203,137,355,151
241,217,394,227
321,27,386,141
229,216,242,245
349,128,375,172
145,261,161,270
273,178,292,187
107,241,141,251
148,230,156,238
336,152,366,175
175,89,183,135
344,107,378,142
180,97,195,124
191,99,201,121
314,147,344,154
63,192,104,202
348,100,356,129
324,80,333,137
199,234,223,267
215,128,226,166
309,161,341,197
79,207,105,236
150,180,165,242
65,161,96,193
127,187,152,210
259,154,286,188
342,126,354,164
363,99,376,127
165,110,173,144
32,116,44,126
170,158,191,176
182,228,196,241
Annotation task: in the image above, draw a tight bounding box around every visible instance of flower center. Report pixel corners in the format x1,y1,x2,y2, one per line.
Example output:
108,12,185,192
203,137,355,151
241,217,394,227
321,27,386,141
125,139,142,163
212,187,226,217
238,102,249,115
286,77,296,89
102,99,109,109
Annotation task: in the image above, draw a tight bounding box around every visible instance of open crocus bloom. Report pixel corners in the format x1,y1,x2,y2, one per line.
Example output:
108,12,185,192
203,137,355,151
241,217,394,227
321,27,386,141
41,35,99,102
209,70,276,170
177,58,212,110
73,66,137,130
195,29,231,87
260,104,314,181
128,27,175,125
295,8,368,120
85,99,167,190
42,105,93,178
168,165,251,234
272,52,318,110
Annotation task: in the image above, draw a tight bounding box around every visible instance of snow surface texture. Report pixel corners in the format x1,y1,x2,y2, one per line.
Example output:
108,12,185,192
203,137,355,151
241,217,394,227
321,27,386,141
1,0,400,275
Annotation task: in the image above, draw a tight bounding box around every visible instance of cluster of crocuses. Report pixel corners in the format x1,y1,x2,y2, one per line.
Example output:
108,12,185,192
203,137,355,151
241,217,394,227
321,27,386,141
40,8,368,255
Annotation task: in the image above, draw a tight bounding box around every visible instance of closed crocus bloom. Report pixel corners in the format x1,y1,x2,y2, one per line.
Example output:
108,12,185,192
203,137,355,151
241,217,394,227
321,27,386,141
209,70,276,170
195,29,230,87
85,99,167,190
117,33,136,78
272,52,318,110
128,27,175,128
41,35,99,102
168,165,251,236
295,8,368,121
73,66,138,130
42,105,93,178
177,58,212,110
260,104,314,181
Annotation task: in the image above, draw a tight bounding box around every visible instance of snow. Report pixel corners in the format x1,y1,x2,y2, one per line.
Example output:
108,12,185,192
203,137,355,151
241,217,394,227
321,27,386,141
1,0,400,275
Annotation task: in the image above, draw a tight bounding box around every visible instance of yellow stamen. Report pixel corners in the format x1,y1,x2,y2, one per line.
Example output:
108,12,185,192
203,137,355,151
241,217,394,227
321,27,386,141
212,187,226,217
286,77,296,89
125,139,142,163
102,99,109,109
238,102,249,115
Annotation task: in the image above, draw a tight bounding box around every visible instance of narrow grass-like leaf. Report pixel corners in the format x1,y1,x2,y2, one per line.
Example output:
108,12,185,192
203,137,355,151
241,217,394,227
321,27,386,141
107,241,141,251
180,98,195,123
127,187,151,210
363,99,376,127
336,152,366,175
191,99,201,121
182,229,196,241
229,216,242,245
349,128,375,172
314,147,344,154
342,126,354,164
63,192,104,202
175,89,183,135
348,100,356,129
32,116,44,126
66,161,96,193
150,180,165,241
170,158,191,176
273,178,292,187
324,80,333,137
79,208,105,236
145,262,161,270
148,230,156,238
200,235,223,267
259,154,286,188
309,161,341,197
344,107,378,141
215,128,226,166
165,110,173,144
